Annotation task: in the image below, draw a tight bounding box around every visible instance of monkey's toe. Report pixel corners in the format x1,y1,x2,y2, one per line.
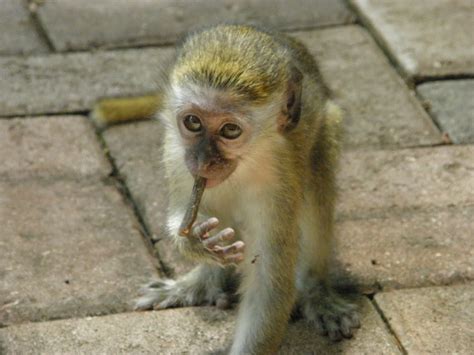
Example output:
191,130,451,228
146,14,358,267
134,279,177,310
134,278,234,311
301,291,360,341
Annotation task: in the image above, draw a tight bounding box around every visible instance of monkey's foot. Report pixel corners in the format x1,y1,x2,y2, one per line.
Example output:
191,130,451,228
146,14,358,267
134,278,233,311
301,287,360,341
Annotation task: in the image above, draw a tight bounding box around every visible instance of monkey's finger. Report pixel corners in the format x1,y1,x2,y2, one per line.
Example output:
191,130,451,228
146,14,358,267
203,228,235,248
213,241,245,255
223,252,245,265
191,217,219,238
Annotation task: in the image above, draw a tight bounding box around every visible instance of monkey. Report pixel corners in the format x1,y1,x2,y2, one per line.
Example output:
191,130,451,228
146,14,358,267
134,24,360,354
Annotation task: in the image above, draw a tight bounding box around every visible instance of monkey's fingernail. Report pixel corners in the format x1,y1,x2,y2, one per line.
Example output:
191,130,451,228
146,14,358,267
208,217,219,225
225,253,244,264
233,241,245,250
221,228,235,238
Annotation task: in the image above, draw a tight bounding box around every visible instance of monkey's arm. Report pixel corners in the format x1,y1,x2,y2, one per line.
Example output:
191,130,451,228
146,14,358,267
231,192,300,354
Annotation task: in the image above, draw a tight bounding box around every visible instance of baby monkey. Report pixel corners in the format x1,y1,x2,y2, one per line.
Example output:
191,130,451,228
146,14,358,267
136,24,360,354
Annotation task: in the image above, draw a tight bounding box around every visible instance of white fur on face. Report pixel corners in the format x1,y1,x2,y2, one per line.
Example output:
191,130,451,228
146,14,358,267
170,83,229,113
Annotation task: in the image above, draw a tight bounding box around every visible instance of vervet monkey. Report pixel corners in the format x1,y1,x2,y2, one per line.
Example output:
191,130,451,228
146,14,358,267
135,24,360,354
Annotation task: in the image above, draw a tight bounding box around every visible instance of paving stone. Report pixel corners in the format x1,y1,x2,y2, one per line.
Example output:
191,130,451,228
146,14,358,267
334,206,474,291
104,119,473,276
0,298,401,354
37,0,353,51
1,26,442,151
418,80,474,144
338,145,474,219
351,0,474,80
0,47,173,117
375,284,474,354
102,121,193,276
0,0,49,55
293,26,442,149
0,180,159,326
0,115,111,181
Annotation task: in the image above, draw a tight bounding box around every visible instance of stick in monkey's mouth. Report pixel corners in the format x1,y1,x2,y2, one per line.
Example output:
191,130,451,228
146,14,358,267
178,176,207,237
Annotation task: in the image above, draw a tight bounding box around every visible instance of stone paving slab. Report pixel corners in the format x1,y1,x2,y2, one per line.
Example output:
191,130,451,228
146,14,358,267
418,80,474,144
0,298,401,354
0,47,173,117
102,121,191,276
37,0,353,52
0,115,111,181
334,205,474,291
0,180,159,326
0,0,49,55
338,145,474,219
350,0,474,80
294,26,442,149
104,120,473,279
1,26,442,151
375,284,474,354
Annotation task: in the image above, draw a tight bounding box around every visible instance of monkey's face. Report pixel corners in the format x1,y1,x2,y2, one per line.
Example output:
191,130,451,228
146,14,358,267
177,104,251,188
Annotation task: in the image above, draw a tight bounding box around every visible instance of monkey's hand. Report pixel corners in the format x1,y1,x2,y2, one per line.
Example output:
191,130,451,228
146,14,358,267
182,217,245,266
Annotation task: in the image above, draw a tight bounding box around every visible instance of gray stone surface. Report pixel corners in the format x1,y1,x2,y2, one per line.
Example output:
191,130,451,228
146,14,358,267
418,80,474,144
0,115,111,181
104,120,473,279
0,180,159,326
0,298,401,354
102,121,191,276
37,0,353,51
0,25,442,151
0,47,173,117
351,0,474,80
0,0,49,55
294,26,442,149
334,206,474,291
375,284,474,354
338,145,474,219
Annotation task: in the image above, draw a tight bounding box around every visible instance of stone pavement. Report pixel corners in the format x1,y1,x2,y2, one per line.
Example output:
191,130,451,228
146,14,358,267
0,1,473,354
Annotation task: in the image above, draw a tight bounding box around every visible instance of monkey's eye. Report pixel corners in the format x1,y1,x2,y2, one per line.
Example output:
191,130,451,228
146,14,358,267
183,115,202,132
220,123,242,139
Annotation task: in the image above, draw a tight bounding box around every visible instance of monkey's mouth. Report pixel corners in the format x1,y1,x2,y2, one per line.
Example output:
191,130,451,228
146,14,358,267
205,178,224,188
190,161,237,189
198,169,235,189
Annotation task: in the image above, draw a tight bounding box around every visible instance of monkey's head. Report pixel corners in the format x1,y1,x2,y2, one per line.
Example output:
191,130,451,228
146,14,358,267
166,25,302,188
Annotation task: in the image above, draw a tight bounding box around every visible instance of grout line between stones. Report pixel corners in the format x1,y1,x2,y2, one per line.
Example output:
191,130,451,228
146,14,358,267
343,0,416,88
344,1,474,87
27,0,56,52
89,121,172,278
414,73,474,84
363,279,474,300
370,297,408,355
342,2,474,86
15,22,357,55
342,0,469,147
0,110,89,119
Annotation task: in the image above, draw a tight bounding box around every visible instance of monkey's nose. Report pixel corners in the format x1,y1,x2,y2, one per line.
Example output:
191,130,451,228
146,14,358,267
197,157,220,172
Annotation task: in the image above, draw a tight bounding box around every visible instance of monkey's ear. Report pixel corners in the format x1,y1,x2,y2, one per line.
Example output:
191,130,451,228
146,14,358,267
279,67,303,133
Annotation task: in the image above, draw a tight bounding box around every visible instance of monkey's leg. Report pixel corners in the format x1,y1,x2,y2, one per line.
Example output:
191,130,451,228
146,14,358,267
135,264,236,310
296,188,360,341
